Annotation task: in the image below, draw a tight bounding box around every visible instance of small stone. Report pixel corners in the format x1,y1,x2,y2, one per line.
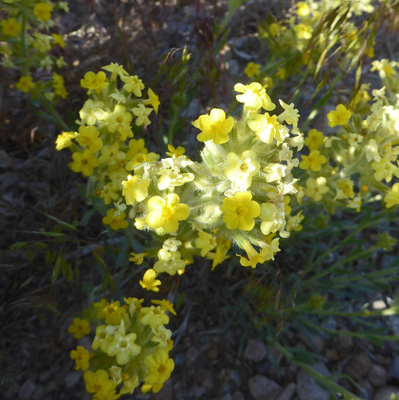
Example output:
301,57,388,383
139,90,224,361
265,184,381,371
248,375,282,400
18,379,36,400
344,352,372,380
358,379,373,400
373,385,399,400
180,98,200,119
191,385,206,398
389,354,399,380
243,339,268,362
388,316,399,336
337,327,354,350
296,362,331,400
207,345,219,360
368,364,388,387
275,382,296,400
196,367,214,390
187,346,199,363
219,394,232,400
227,60,240,76
65,371,81,388
153,379,174,400
325,348,339,361
232,391,245,400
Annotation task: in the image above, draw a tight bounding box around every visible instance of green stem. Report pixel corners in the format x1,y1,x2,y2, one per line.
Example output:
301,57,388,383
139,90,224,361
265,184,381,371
40,98,70,131
304,245,379,284
20,12,28,75
271,341,363,400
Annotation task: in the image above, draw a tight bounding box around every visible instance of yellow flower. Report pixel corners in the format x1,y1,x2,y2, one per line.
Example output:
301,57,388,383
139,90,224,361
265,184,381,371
206,237,231,269
193,108,234,144
69,149,99,176
33,3,53,21
221,191,260,231
132,103,152,126
52,72,68,98
76,125,103,152
104,105,133,140
146,193,190,234
1,18,21,36
129,252,147,265
102,300,127,325
55,131,77,151
384,183,399,208
143,88,160,114
234,82,275,112
327,105,351,127
83,370,116,394
305,129,324,150
102,209,129,230
52,33,66,47
299,150,327,172
70,346,90,371
195,231,217,257
224,150,260,189
337,178,355,199
68,317,91,339
142,349,175,393
140,305,169,329
166,144,185,158
16,76,35,93
80,71,109,91
151,299,177,316
92,325,114,353
247,113,287,144
244,62,261,78
297,2,310,16
278,100,299,129
120,74,145,96
140,269,162,292
371,59,397,79
239,241,266,269
106,331,141,365
305,177,329,201
294,23,313,40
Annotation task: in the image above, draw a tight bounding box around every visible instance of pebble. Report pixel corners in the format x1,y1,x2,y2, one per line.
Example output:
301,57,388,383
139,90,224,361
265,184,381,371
275,382,296,400
64,371,81,388
296,362,330,400
187,346,200,363
337,327,354,350
196,367,214,390
232,391,245,400
358,379,373,400
153,379,174,400
368,364,388,387
373,386,399,400
389,354,399,380
388,316,399,336
344,351,372,380
18,379,36,400
325,348,339,362
243,338,268,362
248,375,282,400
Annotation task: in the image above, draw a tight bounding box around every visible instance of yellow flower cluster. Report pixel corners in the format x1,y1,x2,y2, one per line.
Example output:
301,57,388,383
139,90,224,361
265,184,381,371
68,297,175,397
298,61,399,212
0,1,69,104
56,64,161,230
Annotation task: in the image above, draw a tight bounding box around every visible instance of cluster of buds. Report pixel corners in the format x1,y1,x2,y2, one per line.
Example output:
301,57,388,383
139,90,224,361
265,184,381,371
298,59,399,212
0,0,69,102
69,297,175,397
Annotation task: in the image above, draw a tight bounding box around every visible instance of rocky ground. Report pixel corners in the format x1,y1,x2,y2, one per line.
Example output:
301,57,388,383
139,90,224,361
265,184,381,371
1,1,399,400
